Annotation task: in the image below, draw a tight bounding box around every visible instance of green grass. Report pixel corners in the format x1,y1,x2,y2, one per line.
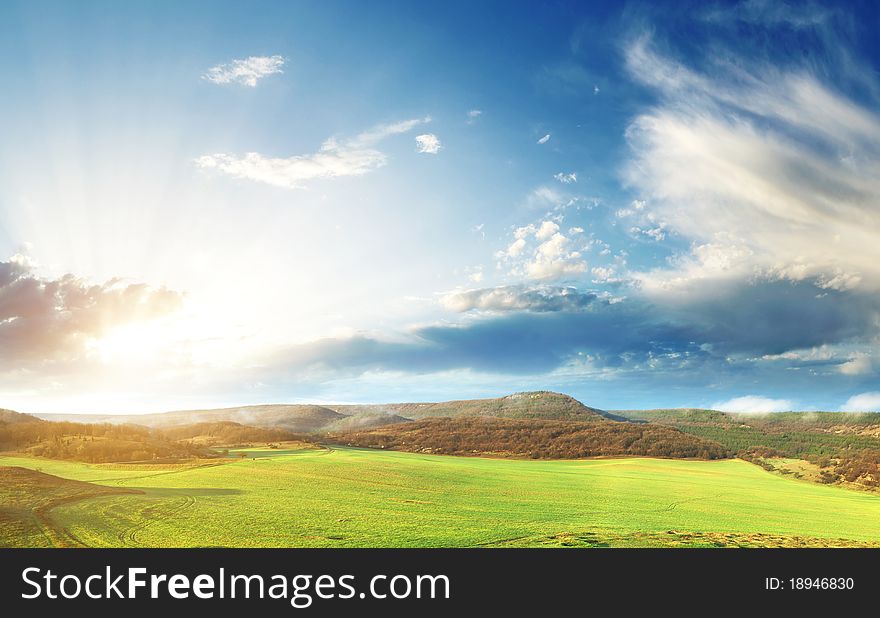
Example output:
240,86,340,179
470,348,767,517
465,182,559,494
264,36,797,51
2,447,880,547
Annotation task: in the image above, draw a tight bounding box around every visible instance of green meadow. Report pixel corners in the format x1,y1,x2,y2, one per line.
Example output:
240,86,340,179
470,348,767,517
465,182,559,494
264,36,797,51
3,447,880,548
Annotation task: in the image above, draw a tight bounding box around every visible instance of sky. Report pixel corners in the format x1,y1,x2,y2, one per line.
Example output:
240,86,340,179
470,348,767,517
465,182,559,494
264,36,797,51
1,0,879,414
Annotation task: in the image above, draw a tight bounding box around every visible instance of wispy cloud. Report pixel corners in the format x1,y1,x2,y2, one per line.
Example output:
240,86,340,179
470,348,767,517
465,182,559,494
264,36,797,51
195,117,430,189
623,33,880,295
354,117,429,143
415,133,442,154
466,109,482,124
701,0,834,29
203,55,286,87
537,134,551,144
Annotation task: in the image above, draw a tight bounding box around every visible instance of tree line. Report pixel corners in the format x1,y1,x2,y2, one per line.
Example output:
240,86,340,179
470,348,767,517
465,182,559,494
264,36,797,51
0,418,303,463
331,417,730,460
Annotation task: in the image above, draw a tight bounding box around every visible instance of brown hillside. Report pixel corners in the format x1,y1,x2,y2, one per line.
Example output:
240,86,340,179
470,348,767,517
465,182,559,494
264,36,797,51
157,421,304,445
0,409,40,424
0,419,213,462
331,416,730,460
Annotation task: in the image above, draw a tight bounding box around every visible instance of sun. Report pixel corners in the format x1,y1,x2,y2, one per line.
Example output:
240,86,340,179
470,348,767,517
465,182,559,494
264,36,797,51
86,322,170,365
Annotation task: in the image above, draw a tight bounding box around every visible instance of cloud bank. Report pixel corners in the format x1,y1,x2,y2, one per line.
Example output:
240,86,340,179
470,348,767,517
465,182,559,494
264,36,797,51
841,392,880,412
714,395,794,414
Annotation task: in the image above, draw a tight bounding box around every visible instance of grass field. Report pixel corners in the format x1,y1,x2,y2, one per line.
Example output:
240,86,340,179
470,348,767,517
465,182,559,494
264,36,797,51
3,447,880,547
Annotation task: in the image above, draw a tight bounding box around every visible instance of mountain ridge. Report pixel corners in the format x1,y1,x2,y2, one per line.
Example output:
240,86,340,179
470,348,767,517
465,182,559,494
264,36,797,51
31,391,611,432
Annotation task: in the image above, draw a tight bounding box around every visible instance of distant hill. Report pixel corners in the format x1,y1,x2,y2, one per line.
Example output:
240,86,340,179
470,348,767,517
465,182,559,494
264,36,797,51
34,391,613,432
0,418,212,463
0,409,40,424
612,408,880,490
331,416,729,460
321,412,413,432
0,415,321,463
613,408,880,431
37,404,345,433
157,421,305,446
331,391,610,422
612,409,735,425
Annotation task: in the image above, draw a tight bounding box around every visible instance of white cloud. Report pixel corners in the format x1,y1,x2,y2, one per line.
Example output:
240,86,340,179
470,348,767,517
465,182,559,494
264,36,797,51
526,233,586,281
554,172,577,184
615,199,646,218
535,233,568,260
623,35,880,294
467,109,482,123
761,345,836,362
635,241,755,295
195,117,430,189
504,237,527,258
714,395,794,413
415,133,442,154
497,220,587,282
838,355,873,376
841,391,880,412
441,285,597,313
526,254,587,281
590,266,624,284
630,226,666,241
203,55,285,87
535,220,560,241
816,270,863,292
194,149,384,189
356,117,430,143
513,224,536,240
537,134,551,145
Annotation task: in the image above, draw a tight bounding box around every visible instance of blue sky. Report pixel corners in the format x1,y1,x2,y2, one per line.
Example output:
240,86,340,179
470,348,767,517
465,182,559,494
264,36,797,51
1,0,879,413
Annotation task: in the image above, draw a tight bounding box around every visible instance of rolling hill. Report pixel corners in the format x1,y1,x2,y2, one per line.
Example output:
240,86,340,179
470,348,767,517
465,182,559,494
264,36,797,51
7,448,880,548
156,421,306,446
33,391,612,432
330,391,610,422
37,404,347,433
0,409,40,424
332,416,729,459
0,417,214,463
